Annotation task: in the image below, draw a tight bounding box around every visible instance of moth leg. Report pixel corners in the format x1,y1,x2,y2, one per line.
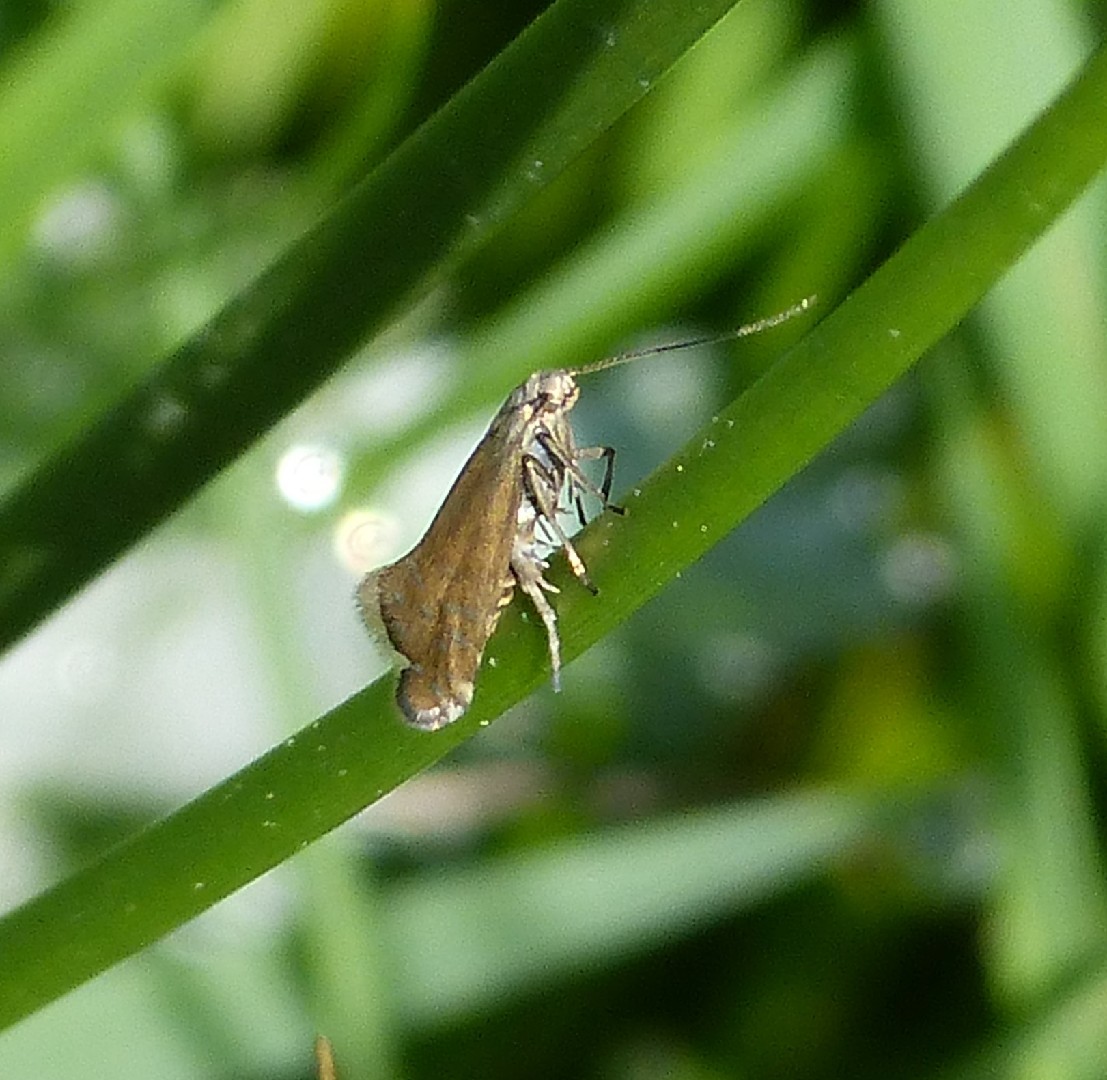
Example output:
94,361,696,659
519,453,565,544
511,546,562,691
574,444,624,513
536,433,624,519
522,454,597,594
568,446,615,524
532,431,588,525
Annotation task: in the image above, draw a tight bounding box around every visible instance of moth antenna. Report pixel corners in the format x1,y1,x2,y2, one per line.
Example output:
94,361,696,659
572,295,816,377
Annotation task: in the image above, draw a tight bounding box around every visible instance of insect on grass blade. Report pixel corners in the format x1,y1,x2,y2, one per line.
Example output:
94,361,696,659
358,297,814,730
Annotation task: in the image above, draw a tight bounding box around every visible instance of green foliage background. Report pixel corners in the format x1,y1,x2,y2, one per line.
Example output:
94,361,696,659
1,0,1107,1077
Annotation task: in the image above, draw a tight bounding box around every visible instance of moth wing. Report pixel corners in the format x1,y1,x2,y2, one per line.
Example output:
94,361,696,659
367,427,526,728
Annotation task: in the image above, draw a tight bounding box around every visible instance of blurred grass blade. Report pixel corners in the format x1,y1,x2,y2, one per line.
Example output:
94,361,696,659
0,0,746,657
876,1,1107,534
0,30,1105,1040
385,790,876,1025
882,2,1107,1010
928,351,1107,1010
948,957,1107,1080
300,844,398,1080
459,39,852,379
351,36,855,493
0,0,214,270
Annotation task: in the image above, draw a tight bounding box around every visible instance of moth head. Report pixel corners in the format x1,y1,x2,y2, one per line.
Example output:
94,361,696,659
510,370,580,417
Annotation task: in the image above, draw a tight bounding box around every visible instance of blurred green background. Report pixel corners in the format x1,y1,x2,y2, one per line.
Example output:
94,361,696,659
1,0,1107,1077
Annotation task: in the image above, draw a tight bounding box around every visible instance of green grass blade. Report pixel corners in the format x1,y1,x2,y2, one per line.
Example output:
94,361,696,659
0,0,745,656
385,789,877,1025
948,957,1107,1080
876,0,1107,529
0,29,1105,1040
881,2,1107,1011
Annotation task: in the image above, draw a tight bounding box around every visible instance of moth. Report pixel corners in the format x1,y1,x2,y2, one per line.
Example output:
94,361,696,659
358,298,812,731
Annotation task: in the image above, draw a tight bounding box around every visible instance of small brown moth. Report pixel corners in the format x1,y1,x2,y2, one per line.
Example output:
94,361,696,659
358,298,812,730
